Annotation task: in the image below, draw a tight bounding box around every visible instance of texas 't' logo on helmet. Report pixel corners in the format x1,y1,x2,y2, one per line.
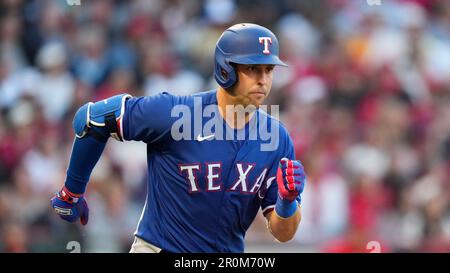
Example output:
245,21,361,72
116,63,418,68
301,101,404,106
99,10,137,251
259,37,272,54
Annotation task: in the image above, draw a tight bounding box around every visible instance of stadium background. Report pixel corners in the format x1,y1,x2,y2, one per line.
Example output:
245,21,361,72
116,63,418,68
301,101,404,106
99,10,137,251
1,0,449,252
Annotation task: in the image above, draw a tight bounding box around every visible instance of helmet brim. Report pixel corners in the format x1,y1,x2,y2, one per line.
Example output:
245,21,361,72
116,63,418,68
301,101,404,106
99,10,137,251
229,54,288,67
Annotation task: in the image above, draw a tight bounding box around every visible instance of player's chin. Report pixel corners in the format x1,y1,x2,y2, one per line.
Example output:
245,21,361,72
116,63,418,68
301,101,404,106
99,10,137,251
244,101,262,109
248,94,267,108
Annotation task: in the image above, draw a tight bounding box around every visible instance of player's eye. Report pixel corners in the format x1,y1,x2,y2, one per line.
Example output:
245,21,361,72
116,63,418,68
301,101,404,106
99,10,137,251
247,65,256,72
266,66,274,73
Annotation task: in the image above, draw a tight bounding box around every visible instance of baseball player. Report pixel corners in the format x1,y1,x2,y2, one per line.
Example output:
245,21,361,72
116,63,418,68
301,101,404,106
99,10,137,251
51,23,306,253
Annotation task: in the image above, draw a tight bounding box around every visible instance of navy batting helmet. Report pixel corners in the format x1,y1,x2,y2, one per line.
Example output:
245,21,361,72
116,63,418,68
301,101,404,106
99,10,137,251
214,23,287,89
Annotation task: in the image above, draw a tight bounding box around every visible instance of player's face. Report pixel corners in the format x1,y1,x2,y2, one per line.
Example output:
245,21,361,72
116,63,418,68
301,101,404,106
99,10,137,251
232,64,275,107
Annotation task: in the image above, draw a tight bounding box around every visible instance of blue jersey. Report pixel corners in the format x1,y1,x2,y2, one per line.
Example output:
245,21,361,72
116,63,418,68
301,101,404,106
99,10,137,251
122,90,296,253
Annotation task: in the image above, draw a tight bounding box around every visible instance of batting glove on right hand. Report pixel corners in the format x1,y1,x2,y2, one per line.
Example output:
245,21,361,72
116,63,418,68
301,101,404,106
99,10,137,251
50,186,89,225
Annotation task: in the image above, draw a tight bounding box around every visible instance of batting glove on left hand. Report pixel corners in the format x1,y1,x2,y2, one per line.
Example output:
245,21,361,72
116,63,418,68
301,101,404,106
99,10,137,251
276,158,306,203
50,186,89,225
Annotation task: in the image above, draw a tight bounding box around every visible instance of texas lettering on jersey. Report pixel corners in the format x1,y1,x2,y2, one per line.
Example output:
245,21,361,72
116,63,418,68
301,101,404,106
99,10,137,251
179,162,276,196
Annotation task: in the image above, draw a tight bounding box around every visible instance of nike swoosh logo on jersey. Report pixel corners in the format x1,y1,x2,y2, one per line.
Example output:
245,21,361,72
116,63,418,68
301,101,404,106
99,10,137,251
197,134,214,141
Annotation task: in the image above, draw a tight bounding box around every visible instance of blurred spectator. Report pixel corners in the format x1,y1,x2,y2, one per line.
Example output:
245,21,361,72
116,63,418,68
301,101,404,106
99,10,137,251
1,221,29,252
33,41,76,122
83,174,141,252
0,11,26,73
72,24,111,88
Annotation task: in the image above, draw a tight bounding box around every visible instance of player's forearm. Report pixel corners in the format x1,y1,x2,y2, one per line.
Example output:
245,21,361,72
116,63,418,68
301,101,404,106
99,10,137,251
268,207,301,243
64,135,107,194
64,94,130,194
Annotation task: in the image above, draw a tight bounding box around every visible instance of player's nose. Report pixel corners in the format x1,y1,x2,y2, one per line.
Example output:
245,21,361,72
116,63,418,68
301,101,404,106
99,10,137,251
257,70,270,86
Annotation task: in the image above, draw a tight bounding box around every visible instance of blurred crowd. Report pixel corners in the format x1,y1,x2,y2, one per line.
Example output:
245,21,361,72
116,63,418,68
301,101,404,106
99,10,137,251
1,0,449,252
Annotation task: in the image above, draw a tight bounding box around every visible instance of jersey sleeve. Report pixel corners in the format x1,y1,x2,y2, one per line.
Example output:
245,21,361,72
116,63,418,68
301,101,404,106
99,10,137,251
261,130,300,216
122,92,175,143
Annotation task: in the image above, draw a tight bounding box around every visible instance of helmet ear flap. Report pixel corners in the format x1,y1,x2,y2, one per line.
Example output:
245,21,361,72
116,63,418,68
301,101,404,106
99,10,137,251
221,68,228,81
214,49,237,89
